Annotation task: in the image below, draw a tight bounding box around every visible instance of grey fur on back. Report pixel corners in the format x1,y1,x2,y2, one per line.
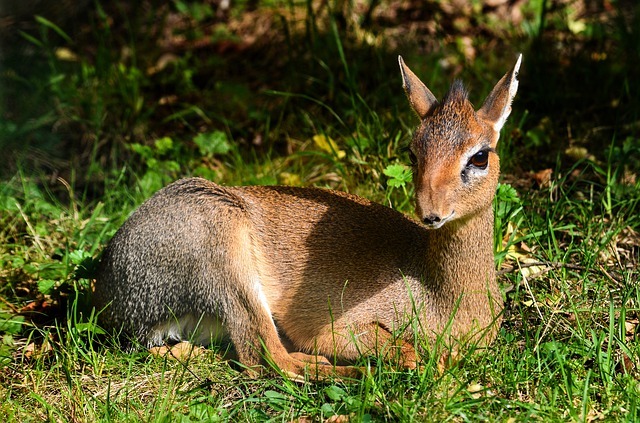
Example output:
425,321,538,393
95,179,244,344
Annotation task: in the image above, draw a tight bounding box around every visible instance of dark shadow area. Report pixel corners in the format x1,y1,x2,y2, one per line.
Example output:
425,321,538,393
2,0,638,190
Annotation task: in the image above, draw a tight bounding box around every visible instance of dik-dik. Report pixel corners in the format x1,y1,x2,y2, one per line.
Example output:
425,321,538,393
94,54,522,378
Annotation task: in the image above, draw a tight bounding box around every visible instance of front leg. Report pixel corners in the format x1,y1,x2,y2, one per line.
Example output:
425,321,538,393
306,321,421,370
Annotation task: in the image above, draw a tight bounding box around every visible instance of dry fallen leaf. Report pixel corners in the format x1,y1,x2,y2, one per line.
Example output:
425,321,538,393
531,168,553,188
278,172,302,186
313,134,346,159
149,341,205,360
621,167,637,186
24,338,53,360
616,351,636,374
326,415,353,423
291,414,353,423
147,53,179,75
20,299,54,314
625,319,639,341
467,382,495,399
565,146,594,161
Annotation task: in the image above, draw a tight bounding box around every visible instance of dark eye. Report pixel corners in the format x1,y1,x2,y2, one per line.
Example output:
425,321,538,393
468,150,489,169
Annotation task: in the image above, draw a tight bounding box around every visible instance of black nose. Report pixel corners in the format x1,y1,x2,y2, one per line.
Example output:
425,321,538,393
423,214,442,225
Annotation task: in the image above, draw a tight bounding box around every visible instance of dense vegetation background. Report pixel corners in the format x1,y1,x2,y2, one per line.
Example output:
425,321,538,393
1,0,639,421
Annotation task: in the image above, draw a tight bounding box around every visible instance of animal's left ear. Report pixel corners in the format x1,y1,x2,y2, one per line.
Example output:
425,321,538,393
398,56,438,119
478,54,522,133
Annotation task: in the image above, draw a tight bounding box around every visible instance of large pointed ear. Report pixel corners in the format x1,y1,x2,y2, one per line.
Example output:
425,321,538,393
398,56,438,119
478,54,522,133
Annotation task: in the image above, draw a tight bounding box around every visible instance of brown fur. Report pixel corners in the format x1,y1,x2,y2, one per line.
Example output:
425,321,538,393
94,55,522,379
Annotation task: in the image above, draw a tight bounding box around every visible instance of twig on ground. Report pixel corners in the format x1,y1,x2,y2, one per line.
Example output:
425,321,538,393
499,260,630,286
498,261,585,276
0,295,21,314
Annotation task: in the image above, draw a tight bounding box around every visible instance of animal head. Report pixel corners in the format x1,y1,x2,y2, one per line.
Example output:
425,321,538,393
399,55,522,229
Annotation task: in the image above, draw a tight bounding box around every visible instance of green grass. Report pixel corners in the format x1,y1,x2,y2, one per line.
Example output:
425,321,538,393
1,0,640,421
3,151,639,421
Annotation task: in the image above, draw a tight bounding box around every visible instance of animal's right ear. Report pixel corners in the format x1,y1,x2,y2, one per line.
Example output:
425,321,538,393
398,56,438,119
478,54,522,134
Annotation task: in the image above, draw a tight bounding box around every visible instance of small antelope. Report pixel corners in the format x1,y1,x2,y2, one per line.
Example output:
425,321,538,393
94,55,522,378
